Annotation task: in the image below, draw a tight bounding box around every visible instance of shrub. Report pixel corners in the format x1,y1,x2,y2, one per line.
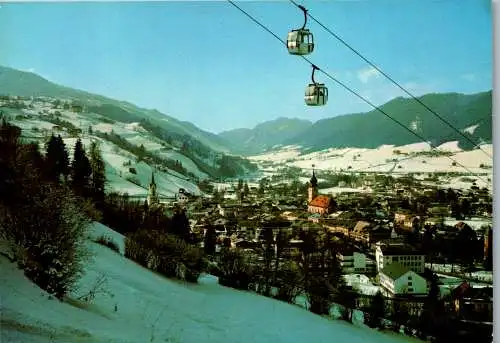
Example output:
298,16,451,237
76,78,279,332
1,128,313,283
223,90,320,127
125,230,205,283
274,260,303,303
0,186,90,299
217,247,253,290
124,230,153,267
182,245,206,282
94,235,120,253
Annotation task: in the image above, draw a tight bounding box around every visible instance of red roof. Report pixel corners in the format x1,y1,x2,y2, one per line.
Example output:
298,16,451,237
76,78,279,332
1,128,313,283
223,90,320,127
309,195,331,208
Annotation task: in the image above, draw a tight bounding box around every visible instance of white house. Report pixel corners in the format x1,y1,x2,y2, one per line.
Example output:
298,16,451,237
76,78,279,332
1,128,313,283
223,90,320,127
379,263,428,297
177,188,190,204
375,241,426,273
337,247,376,274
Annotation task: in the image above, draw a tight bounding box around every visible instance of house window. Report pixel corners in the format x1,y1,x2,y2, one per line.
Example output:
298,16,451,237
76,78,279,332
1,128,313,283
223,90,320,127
408,282,412,286
408,276,412,280
408,287,413,292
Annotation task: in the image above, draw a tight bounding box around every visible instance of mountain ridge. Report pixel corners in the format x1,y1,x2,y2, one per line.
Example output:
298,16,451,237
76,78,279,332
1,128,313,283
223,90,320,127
219,91,492,155
1,65,492,158
0,65,232,154
0,65,258,180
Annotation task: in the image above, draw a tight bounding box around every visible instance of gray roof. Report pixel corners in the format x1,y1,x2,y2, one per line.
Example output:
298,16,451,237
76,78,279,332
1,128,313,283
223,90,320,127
381,263,412,280
380,244,424,256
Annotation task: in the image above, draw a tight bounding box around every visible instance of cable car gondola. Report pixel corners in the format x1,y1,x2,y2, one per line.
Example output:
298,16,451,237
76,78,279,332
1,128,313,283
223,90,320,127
287,5,314,56
305,65,328,106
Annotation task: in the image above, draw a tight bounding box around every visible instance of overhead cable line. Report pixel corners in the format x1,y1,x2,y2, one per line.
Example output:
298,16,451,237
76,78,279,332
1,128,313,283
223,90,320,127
226,0,490,185
289,0,493,160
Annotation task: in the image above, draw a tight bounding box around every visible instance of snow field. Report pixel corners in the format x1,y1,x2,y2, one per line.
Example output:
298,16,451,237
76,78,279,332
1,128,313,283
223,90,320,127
0,222,423,343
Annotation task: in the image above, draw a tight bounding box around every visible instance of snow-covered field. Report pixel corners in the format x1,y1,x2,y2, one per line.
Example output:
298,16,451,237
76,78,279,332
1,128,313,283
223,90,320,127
426,263,493,283
0,222,423,343
442,217,492,231
249,142,492,183
5,101,204,198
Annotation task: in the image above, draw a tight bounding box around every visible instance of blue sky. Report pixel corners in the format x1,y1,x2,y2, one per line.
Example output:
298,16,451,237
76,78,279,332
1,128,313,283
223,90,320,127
0,0,492,133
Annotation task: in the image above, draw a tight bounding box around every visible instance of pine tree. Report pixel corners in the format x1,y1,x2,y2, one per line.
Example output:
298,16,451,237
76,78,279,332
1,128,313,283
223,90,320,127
337,278,357,323
44,134,69,183
171,206,191,242
89,141,106,205
243,182,250,197
365,291,386,328
71,138,92,197
391,300,411,332
274,230,287,278
0,118,22,204
419,272,446,339
204,224,217,256
300,228,341,316
260,226,275,296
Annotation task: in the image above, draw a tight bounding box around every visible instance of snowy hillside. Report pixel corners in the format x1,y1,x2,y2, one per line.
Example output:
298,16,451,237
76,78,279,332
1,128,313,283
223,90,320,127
0,222,423,343
1,97,210,198
248,142,493,191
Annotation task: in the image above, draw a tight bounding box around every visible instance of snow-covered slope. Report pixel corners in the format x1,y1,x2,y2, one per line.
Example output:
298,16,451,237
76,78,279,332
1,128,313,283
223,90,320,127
249,142,493,189
0,222,423,343
3,97,207,197
249,142,492,173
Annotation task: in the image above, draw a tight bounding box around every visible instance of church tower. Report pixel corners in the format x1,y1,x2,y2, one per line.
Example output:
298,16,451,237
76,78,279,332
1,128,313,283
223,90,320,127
147,172,159,207
308,166,318,203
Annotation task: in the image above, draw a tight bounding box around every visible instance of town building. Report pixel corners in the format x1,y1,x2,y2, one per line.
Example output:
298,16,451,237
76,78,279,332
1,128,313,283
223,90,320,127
375,241,426,273
337,246,375,274
307,169,336,216
379,263,428,297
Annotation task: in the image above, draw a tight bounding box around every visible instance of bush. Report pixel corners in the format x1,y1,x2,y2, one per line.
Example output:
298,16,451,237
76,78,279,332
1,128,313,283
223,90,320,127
217,248,253,290
0,186,90,299
125,230,205,283
94,235,120,253
182,245,206,282
124,233,151,267
274,260,303,303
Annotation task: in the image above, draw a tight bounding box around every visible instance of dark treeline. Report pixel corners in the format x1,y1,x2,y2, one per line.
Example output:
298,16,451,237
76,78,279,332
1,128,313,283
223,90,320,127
0,118,104,299
0,116,206,300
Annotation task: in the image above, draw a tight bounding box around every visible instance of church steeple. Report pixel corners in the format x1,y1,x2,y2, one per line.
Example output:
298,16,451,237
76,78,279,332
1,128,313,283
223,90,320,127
147,171,159,207
308,165,318,203
310,168,318,188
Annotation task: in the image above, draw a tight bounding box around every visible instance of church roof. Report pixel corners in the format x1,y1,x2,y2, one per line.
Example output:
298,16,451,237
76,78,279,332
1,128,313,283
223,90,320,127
309,195,331,209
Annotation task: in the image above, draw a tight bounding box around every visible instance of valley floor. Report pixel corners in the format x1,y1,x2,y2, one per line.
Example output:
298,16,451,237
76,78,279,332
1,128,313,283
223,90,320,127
0,223,423,343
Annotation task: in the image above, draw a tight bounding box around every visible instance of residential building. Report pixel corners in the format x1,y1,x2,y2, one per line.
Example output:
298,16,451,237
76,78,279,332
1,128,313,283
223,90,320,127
337,247,375,274
375,241,426,273
323,221,350,236
350,221,391,246
450,283,493,323
379,263,428,297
